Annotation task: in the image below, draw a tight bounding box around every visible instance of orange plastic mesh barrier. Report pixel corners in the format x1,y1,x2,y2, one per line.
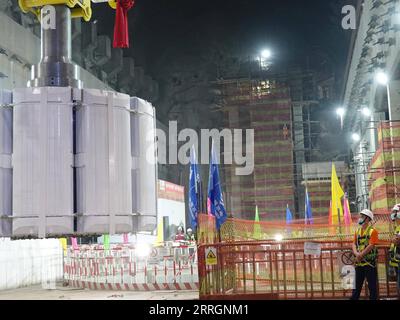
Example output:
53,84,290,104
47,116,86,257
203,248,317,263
212,215,393,244
197,214,218,245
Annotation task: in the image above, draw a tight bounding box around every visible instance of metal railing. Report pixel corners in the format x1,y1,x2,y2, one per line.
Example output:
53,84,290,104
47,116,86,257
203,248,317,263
198,240,398,300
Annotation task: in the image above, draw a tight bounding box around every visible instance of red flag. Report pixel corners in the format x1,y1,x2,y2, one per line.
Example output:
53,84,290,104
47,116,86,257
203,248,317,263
71,237,79,250
113,0,135,48
343,195,352,225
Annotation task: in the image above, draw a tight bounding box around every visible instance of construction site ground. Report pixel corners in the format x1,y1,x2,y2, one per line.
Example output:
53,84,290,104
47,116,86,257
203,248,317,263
0,284,199,300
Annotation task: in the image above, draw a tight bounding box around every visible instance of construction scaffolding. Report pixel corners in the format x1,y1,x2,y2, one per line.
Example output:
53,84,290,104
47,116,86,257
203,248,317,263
302,162,353,219
218,78,295,220
367,121,400,216
303,180,331,217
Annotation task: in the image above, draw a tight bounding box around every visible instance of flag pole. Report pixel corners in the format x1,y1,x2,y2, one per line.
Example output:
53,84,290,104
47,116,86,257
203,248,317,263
338,175,343,241
200,180,205,214
338,205,342,239
197,180,201,214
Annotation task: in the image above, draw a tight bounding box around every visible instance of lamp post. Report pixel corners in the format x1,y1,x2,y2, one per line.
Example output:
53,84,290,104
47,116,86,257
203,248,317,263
336,107,345,129
376,72,391,118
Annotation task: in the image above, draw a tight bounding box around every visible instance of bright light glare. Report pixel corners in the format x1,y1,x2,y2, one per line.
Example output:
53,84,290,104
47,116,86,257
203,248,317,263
261,49,272,59
361,107,371,117
376,72,389,85
352,133,361,142
136,243,152,258
336,107,345,117
274,234,283,242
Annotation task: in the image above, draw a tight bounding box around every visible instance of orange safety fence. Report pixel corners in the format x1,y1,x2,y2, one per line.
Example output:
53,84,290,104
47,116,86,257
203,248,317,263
198,240,398,300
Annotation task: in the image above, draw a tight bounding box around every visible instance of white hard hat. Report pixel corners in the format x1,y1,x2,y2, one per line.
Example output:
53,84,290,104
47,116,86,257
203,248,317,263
391,204,400,221
187,228,192,232
392,204,400,212
360,209,374,221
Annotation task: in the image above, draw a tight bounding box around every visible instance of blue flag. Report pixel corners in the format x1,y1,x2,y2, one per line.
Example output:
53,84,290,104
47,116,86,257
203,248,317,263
286,204,293,224
207,141,227,230
189,146,201,229
286,204,293,236
305,188,313,224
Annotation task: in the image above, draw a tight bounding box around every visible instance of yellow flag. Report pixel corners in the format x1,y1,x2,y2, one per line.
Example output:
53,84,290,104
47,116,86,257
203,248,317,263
155,218,164,245
331,163,344,225
59,238,67,255
253,205,261,239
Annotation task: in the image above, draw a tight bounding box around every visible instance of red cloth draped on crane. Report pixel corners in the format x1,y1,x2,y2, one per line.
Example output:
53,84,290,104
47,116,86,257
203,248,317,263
113,0,135,48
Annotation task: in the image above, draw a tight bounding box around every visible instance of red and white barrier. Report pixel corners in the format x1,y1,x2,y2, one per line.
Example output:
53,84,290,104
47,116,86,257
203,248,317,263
68,280,199,291
63,244,199,291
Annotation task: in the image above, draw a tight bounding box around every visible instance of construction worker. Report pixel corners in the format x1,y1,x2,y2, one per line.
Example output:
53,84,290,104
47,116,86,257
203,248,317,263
389,204,400,298
350,209,379,300
174,226,185,241
185,228,196,242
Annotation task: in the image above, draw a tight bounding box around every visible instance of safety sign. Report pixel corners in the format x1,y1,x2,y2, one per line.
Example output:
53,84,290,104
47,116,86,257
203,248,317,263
205,247,218,265
147,248,161,265
304,242,321,256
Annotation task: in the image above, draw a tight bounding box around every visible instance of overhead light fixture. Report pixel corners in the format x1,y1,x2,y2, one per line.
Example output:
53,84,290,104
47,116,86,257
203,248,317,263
361,107,372,117
352,133,361,142
261,49,272,59
375,71,389,85
336,107,345,117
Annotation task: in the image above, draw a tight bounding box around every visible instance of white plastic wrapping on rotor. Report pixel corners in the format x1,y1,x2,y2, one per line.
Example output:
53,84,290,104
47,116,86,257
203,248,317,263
7,86,158,237
12,87,74,237
76,89,132,234
130,97,157,232
0,90,12,237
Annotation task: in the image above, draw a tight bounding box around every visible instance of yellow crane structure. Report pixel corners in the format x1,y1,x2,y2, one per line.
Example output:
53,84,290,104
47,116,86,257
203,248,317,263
18,0,117,21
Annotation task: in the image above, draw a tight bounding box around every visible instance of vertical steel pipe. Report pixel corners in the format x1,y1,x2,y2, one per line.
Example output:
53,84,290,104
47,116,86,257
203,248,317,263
29,5,81,88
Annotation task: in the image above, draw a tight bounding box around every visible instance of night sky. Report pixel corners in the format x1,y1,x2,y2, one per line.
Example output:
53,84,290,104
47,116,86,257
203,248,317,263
94,0,354,82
